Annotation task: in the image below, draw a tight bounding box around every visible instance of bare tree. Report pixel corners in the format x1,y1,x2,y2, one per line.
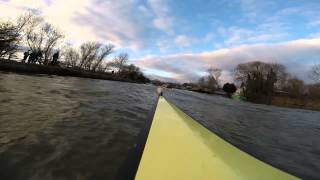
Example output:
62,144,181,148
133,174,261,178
0,22,20,59
113,53,128,73
103,61,115,72
284,77,305,98
84,49,99,70
64,42,114,71
41,23,64,64
0,13,33,59
79,42,101,69
123,64,140,73
23,14,64,64
234,61,268,84
120,63,149,82
91,44,114,72
16,12,33,31
234,61,286,87
95,62,107,72
64,47,80,67
234,61,287,102
198,77,206,87
24,14,45,51
207,68,222,80
270,63,288,90
310,64,320,83
207,67,222,88
197,68,221,92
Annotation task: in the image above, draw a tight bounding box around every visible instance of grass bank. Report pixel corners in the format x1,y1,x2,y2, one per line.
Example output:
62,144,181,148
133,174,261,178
230,92,320,111
271,96,320,111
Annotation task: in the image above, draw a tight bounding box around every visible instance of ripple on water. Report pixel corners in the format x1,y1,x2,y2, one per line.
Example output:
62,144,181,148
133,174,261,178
0,73,157,180
165,89,320,179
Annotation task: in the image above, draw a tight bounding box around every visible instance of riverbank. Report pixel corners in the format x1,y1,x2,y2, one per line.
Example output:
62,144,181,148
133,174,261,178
233,94,320,111
0,59,149,84
161,82,320,111
271,96,320,111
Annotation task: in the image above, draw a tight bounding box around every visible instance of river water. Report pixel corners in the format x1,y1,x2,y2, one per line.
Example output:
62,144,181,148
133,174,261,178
0,72,157,180
0,72,319,180
165,90,320,179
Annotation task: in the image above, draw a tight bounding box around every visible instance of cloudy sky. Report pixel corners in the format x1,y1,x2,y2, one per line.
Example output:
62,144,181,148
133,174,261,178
1,0,320,83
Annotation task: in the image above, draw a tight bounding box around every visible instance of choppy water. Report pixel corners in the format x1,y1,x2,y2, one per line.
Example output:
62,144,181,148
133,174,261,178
165,89,320,179
0,72,319,180
0,72,157,180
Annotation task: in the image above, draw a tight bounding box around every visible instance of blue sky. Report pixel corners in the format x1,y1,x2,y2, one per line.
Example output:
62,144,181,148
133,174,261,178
1,0,320,82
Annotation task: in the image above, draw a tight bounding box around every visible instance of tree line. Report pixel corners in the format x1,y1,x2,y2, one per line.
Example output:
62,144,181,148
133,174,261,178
198,61,320,103
0,13,64,63
0,12,149,83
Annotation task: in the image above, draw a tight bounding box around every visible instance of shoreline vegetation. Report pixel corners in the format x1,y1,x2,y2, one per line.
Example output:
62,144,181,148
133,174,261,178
0,59,149,83
153,61,320,111
0,12,150,84
1,12,320,111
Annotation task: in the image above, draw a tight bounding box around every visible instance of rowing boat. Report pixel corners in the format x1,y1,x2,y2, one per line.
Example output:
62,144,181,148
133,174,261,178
119,96,299,180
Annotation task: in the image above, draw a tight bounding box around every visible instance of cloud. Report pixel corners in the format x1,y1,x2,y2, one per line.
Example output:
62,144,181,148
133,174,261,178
218,21,289,47
174,35,193,47
74,0,147,49
237,0,275,22
135,38,320,83
226,0,319,47
157,33,214,52
173,34,214,48
0,0,165,50
309,20,320,27
147,0,174,33
0,0,98,45
0,0,47,18
153,17,173,33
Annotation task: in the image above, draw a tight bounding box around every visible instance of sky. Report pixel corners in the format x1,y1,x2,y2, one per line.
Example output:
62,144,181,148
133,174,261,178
1,0,320,83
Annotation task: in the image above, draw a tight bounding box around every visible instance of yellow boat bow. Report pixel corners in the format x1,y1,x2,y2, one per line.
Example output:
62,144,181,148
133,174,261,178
119,96,299,180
